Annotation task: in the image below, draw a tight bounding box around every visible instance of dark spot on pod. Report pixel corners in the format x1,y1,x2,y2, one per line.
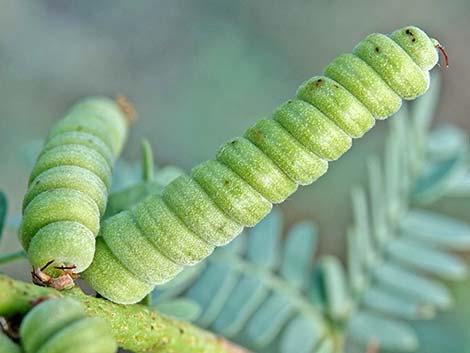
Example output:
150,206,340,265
405,28,416,42
179,327,184,334
251,128,265,142
229,140,237,145
375,47,380,53
310,78,323,89
217,222,231,233
224,179,230,186
333,84,340,88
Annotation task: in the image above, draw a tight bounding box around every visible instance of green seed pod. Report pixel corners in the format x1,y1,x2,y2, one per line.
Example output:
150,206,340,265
0,331,21,353
42,131,114,167
20,97,128,275
83,26,442,304
20,297,117,353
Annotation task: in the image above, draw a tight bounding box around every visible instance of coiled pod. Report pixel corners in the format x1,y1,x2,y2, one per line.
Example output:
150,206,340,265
19,297,117,353
82,26,442,304
20,97,128,275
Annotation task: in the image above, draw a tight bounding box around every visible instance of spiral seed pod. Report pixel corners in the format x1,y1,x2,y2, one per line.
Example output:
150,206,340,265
83,26,442,304
19,297,117,353
0,331,21,353
20,97,128,275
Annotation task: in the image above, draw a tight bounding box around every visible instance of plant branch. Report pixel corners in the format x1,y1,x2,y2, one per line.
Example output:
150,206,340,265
0,275,251,353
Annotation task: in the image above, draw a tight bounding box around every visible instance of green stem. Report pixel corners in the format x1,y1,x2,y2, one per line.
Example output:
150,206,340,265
141,138,155,182
0,251,27,266
0,275,250,353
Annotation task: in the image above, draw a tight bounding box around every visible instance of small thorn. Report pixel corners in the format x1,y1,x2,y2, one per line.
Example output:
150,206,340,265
435,43,449,68
54,265,77,270
40,260,55,271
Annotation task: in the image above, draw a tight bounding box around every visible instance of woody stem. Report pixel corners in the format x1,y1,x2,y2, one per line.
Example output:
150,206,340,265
0,274,250,353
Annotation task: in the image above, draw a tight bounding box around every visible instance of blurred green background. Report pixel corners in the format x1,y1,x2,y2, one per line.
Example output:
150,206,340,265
0,1,469,352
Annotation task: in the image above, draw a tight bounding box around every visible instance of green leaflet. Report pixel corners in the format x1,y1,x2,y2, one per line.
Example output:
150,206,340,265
374,263,452,310
425,125,468,161
185,261,240,326
386,238,467,280
351,187,376,267
212,275,268,337
280,221,318,289
412,125,467,203
246,209,283,269
314,338,335,353
400,209,470,250
361,286,435,320
82,26,442,304
154,298,202,321
445,168,470,197
346,227,367,295
280,315,326,353
347,311,418,352
410,72,441,148
247,292,295,347
152,264,207,303
366,156,389,247
314,256,353,322
412,154,464,202
384,111,408,221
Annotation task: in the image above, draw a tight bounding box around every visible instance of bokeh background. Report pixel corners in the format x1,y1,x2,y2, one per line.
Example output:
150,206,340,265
0,1,469,352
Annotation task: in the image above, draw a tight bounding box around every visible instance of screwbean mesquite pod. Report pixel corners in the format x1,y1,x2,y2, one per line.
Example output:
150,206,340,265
19,297,117,353
80,26,443,304
20,97,129,275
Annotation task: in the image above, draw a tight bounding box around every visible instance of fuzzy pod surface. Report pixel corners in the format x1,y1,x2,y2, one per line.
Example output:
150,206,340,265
20,97,128,275
19,297,117,353
82,26,442,304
